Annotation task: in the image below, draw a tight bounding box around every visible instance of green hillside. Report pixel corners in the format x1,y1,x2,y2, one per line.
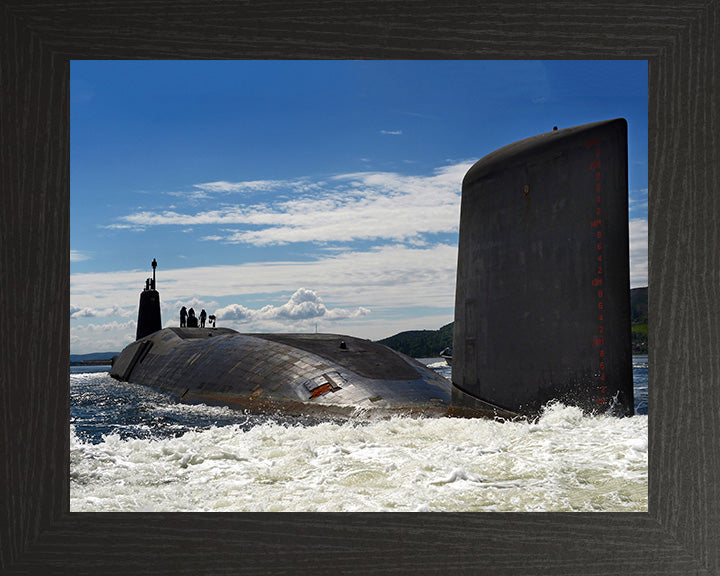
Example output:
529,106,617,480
630,287,648,324
70,351,118,366
377,322,454,358
70,352,119,362
378,287,648,357
630,286,648,354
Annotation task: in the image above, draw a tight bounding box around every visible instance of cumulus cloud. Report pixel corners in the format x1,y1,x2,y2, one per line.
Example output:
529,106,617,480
214,303,255,322
215,288,370,326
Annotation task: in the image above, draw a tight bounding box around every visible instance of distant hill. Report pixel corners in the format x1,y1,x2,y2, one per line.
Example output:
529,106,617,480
630,286,648,354
630,286,648,323
70,352,118,365
70,352,119,361
378,287,648,357
377,322,454,358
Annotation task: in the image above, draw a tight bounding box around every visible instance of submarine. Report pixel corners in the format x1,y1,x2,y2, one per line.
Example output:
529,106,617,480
110,119,634,419
111,261,509,420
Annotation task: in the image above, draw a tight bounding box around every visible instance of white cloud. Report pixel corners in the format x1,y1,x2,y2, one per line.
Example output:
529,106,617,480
273,288,330,320
112,162,471,247
70,320,136,354
69,217,648,352
380,130,402,135
215,288,369,327
629,188,649,213
70,303,131,319
70,287,373,353
102,223,145,231
165,189,212,201
194,180,286,194
70,243,459,316
214,303,255,322
629,218,648,288
70,250,91,262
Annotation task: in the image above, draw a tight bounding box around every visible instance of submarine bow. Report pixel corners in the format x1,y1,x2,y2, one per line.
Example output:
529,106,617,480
110,326,476,419
110,260,489,419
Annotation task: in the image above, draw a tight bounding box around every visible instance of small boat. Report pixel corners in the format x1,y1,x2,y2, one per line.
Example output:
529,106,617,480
439,347,453,366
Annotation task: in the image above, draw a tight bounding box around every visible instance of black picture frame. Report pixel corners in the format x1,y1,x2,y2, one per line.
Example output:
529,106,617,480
1,1,716,574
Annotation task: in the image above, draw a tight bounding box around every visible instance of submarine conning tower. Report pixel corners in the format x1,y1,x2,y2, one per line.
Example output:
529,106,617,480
136,257,162,340
452,119,634,417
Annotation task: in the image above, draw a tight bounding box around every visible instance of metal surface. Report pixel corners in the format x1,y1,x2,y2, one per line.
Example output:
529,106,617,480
136,258,162,340
452,119,633,416
110,327,516,420
135,289,161,340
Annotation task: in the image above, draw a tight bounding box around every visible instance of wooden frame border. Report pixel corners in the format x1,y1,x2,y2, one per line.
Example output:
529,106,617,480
1,1,716,573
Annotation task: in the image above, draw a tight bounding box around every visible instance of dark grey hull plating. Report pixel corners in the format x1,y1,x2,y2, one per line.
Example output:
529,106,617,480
110,327,514,420
452,119,634,416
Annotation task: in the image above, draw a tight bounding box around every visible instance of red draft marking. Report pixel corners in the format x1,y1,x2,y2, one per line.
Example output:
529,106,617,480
589,139,607,408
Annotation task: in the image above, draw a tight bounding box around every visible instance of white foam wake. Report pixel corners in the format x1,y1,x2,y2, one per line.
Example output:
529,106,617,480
71,403,647,512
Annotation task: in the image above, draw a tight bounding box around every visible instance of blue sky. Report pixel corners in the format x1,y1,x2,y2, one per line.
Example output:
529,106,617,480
70,60,648,354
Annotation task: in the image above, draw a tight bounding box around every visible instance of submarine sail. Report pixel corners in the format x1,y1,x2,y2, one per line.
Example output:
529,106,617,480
451,119,634,416
136,257,161,340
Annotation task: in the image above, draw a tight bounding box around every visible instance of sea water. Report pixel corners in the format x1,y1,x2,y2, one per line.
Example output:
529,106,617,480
70,357,648,512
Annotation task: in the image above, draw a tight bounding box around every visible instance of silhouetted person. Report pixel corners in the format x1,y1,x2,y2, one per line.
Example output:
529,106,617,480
208,314,216,328
187,308,198,328
200,309,207,328
180,306,187,327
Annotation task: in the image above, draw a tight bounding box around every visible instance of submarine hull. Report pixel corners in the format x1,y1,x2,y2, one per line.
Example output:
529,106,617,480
110,327,515,420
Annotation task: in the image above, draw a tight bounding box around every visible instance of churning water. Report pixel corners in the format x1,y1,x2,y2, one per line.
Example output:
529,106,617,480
70,357,648,512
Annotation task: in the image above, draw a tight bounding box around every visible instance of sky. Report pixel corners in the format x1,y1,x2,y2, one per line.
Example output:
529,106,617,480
70,60,648,355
